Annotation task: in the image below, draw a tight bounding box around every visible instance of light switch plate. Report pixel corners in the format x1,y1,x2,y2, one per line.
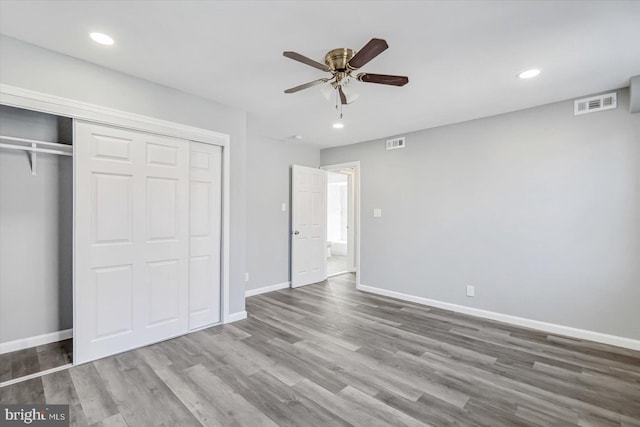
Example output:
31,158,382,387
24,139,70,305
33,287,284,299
281,202,287,212
373,208,382,217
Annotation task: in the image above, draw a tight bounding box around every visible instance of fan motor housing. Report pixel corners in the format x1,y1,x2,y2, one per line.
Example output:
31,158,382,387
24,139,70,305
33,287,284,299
325,48,355,71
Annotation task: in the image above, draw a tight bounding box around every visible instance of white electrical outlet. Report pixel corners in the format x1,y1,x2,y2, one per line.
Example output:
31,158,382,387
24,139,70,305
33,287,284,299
466,285,475,297
245,272,250,282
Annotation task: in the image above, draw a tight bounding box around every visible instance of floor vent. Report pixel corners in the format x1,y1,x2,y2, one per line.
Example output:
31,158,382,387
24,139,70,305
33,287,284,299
574,92,617,115
386,137,405,150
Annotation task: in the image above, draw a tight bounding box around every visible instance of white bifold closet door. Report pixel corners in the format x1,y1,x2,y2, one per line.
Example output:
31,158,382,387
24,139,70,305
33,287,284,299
75,121,190,364
188,142,222,330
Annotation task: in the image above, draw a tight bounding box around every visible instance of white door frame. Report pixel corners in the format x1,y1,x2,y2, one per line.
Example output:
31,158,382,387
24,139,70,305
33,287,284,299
321,161,361,286
0,84,234,366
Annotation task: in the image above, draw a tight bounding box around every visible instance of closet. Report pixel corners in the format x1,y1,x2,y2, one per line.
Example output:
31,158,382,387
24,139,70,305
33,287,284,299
74,121,222,364
0,105,74,382
1,95,225,374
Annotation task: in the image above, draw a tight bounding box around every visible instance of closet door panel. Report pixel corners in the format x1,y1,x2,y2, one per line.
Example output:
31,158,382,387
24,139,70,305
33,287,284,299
138,134,189,341
75,121,189,364
146,259,180,325
189,142,222,330
93,265,134,339
92,173,134,245
146,177,179,240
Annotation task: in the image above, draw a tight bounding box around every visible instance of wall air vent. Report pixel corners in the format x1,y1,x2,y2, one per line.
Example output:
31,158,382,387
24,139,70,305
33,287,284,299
574,92,617,115
386,137,405,150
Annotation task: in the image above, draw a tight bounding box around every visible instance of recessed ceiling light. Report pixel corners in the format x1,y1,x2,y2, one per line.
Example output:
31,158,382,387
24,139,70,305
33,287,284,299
293,135,303,140
332,122,344,129
518,69,540,79
90,32,114,46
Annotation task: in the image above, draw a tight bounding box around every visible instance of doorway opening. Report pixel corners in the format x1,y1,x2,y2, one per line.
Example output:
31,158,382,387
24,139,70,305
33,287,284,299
322,162,360,281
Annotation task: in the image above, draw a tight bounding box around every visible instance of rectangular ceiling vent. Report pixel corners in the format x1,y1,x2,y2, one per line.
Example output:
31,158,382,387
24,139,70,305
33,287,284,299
574,92,617,115
386,137,405,150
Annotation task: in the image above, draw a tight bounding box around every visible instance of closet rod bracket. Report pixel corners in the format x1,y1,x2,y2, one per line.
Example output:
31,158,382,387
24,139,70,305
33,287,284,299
30,143,37,176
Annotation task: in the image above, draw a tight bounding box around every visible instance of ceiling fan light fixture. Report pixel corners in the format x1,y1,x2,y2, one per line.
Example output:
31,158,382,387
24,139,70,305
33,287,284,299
518,69,540,79
340,77,360,104
320,82,334,101
283,38,408,119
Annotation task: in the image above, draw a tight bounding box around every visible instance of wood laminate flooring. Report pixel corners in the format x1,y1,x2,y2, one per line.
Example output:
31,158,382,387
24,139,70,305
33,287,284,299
0,339,72,384
1,274,639,426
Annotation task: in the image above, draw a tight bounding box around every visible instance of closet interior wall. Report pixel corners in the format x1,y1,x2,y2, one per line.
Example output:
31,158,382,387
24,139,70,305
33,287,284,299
0,105,73,349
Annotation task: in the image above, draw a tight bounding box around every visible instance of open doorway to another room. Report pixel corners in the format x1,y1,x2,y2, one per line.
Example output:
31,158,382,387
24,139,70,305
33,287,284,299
325,168,356,277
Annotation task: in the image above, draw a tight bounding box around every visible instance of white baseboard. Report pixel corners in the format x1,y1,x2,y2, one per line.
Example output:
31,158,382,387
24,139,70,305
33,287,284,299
0,363,73,388
245,281,291,297
225,311,248,323
357,284,640,351
327,272,351,278
0,329,73,355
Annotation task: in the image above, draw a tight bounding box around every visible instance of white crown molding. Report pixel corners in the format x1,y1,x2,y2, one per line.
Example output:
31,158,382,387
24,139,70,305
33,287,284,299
0,329,73,355
357,284,640,351
0,84,229,146
245,281,291,297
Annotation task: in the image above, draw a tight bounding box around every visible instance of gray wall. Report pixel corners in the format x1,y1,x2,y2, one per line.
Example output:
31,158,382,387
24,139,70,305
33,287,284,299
0,35,247,315
245,134,320,292
321,88,640,340
631,75,640,114
0,106,73,343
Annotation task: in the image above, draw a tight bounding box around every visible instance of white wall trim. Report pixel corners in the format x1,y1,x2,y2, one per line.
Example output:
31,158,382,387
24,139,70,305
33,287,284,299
327,272,350,278
0,363,73,388
1,83,234,344
357,284,640,351
220,137,232,327
0,84,228,145
0,329,73,355
245,281,291,297
225,311,248,323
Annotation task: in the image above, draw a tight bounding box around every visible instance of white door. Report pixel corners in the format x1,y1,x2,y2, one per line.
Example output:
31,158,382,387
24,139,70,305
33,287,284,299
189,142,222,330
291,165,327,287
75,121,190,364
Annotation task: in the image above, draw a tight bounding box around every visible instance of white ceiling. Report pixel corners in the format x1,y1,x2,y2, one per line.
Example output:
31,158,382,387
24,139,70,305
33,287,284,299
1,1,639,148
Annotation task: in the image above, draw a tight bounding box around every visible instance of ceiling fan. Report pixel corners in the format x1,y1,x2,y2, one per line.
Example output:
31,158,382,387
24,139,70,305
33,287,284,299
283,38,409,110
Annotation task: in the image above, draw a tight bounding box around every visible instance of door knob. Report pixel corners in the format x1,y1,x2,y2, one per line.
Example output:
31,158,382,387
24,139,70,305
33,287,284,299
293,230,300,235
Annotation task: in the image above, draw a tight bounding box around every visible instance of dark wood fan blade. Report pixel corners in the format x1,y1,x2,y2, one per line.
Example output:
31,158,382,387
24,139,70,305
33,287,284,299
284,79,328,94
338,86,348,105
283,51,330,72
348,38,389,69
357,73,409,86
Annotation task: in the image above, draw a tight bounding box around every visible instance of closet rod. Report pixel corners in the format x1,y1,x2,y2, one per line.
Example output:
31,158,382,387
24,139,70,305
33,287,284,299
0,142,73,157
0,135,72,157
0,135,72,176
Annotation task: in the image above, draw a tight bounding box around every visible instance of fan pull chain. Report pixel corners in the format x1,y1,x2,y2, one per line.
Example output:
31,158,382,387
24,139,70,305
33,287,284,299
334,86,343,119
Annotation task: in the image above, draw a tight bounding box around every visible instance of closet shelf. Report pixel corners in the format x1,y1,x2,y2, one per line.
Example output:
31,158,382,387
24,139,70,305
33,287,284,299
0,135,72,176
0,135,73,157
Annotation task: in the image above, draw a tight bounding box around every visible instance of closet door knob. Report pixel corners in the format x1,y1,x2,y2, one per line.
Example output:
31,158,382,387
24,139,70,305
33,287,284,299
293,230,300,235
